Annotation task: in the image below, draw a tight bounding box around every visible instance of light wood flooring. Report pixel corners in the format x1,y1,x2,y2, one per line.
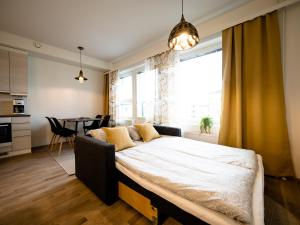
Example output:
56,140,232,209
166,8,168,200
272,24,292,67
0,146,300,225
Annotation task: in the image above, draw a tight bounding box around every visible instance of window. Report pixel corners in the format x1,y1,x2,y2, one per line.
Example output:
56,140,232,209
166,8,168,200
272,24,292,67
116,75,132,121
136,70,156,122
116,37,222,133
170,50,222,132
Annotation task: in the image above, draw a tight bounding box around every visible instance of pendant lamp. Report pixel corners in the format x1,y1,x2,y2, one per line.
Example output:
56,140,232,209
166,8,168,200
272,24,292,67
168,0,199,50
75,46,88,83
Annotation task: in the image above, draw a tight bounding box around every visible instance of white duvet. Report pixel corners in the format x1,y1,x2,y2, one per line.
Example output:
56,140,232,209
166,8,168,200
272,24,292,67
115,136,258,224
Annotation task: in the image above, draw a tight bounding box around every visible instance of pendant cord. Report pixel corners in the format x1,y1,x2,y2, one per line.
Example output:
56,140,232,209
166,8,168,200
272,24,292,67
80,49,82,71
181,0,183,16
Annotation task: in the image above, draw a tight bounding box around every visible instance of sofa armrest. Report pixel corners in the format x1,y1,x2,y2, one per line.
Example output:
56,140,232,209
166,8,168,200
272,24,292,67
74,135,118,205
154,125,181,137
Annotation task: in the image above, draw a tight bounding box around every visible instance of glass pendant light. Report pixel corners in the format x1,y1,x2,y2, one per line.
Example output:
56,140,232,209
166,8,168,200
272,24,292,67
75,46,88,83
168,0,199,50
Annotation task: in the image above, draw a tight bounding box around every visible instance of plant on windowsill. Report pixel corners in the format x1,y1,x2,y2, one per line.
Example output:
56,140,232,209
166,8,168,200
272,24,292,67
200,117,213,134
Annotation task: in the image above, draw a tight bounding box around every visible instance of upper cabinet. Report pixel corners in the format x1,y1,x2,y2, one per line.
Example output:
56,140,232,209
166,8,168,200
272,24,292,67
0,49,10,93
9,52,28,96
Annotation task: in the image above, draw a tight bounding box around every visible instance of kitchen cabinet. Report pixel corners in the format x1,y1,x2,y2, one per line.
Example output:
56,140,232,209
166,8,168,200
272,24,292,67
11,116,31,155
0,49,10,93
0,116,31,159
12,135,31,151
9,52,28,95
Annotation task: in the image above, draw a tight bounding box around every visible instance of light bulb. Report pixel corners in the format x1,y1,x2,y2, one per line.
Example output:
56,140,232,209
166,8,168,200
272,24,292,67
79,76,84,83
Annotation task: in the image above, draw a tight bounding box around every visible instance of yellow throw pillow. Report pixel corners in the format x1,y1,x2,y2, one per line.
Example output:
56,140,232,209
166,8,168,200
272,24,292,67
102,127,135,151
134,123,160,142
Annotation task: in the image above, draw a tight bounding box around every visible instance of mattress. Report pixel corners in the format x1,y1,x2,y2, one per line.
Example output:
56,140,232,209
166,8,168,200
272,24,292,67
115,137,264,225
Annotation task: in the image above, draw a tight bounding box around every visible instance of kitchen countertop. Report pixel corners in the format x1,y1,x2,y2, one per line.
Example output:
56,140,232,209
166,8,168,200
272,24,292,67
0,114,31,117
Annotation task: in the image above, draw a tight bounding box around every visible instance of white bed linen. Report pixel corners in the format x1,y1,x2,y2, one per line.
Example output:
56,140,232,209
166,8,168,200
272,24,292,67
116,136,257,224
116,155,264,225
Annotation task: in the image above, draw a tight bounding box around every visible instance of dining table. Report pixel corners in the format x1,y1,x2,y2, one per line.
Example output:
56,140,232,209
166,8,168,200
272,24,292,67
60,117,103,134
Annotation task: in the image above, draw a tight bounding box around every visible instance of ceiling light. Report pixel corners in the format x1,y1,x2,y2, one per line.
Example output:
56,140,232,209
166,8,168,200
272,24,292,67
168,0,199,50
75,46,88,83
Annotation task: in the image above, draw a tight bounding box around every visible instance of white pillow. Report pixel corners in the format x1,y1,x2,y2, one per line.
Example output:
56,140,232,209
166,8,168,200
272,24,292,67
87,128,107,142
127,126,141,141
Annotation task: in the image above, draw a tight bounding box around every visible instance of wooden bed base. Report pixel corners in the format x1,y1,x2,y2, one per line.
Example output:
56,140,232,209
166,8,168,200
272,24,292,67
118,182,158,224
117,171,208,225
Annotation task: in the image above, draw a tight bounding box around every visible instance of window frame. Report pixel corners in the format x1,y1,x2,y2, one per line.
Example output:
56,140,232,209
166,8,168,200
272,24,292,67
117,67,144,125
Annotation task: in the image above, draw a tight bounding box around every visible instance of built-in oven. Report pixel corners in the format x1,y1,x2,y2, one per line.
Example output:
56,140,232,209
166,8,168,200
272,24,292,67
0,118,12,155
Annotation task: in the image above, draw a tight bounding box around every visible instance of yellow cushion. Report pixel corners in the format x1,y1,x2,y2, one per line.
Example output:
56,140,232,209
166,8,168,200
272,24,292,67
102,127,136,151
134,123,160,142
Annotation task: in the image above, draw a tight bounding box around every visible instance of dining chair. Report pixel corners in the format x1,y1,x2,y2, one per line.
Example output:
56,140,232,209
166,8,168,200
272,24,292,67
100,115,111,128
83,115,102,134
45,117,60,151
51,117,77,155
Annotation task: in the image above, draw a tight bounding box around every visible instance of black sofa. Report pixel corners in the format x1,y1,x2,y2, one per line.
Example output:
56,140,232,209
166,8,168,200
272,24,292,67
74,125,208,225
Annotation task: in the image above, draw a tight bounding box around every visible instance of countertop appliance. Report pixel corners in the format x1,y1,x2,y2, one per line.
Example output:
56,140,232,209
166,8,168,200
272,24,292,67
13,99,25,114
0,117,12,153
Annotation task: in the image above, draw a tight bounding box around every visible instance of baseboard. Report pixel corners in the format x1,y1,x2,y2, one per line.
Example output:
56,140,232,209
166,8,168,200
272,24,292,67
31,140,69,152
31,144,49,152
0,149,31,159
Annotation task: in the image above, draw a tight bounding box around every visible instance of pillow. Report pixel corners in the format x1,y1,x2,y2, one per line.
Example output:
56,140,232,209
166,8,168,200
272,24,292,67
134,123,160,142
87,128,107,142
127,126,141,141
102,127,136,151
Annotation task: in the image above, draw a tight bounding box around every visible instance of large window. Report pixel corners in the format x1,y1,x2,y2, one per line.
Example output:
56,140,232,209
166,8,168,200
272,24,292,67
170,50,222,131
136,70,156,121
116,75,132,121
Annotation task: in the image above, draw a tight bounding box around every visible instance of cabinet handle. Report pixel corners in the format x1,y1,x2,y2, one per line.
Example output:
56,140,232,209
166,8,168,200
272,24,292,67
0,124,9,127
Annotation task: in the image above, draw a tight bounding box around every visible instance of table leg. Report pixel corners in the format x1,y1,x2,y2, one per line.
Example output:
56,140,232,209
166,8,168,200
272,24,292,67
75,121,78,135
83,121,86,135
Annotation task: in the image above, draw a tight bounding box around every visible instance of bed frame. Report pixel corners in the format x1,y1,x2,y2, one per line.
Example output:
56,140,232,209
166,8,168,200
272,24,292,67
74,125,208,225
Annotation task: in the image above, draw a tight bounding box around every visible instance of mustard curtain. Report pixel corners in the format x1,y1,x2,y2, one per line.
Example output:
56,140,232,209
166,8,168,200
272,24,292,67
219,11,294,176
103,73,109,115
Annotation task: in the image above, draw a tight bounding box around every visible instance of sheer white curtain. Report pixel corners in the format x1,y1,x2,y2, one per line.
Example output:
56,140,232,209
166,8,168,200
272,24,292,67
144,50,179,124
108,70,119,121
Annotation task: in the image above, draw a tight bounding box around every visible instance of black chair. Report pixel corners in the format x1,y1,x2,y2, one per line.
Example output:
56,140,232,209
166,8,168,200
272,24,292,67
83,115,102,134
99,115,111,128
51,117,77,155
46,117,60,151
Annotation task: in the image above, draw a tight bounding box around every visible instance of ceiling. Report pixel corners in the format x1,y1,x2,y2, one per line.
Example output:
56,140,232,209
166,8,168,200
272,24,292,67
0,0,249,62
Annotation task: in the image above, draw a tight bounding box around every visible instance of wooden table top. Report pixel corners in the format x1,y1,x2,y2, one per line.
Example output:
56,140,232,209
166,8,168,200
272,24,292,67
60,117,102,122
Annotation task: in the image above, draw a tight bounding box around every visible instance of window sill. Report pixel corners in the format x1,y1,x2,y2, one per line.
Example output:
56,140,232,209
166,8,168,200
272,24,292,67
183,131,218,144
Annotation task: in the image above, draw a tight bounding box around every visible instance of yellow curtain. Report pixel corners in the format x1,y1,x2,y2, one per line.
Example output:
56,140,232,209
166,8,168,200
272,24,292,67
103,73,109,115
219,11,294,176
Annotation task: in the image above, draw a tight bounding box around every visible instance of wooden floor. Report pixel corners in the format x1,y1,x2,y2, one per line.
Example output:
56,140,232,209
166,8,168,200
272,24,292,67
0,148,300,225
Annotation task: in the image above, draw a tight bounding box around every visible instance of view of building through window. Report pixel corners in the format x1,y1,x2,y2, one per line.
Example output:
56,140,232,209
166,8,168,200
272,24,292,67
170,50,222,132
136,70,156,121
116,75,132,121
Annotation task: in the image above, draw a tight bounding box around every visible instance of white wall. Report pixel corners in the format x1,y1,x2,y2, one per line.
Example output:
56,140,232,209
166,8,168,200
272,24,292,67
284,2,300,178
27,56,105,147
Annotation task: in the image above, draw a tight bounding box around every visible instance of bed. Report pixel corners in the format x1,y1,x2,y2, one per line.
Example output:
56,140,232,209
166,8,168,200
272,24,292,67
74,125,264,225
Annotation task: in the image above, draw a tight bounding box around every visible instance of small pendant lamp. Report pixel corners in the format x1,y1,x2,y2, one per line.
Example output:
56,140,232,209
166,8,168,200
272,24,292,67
75,46,88,83
168,0,199,50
